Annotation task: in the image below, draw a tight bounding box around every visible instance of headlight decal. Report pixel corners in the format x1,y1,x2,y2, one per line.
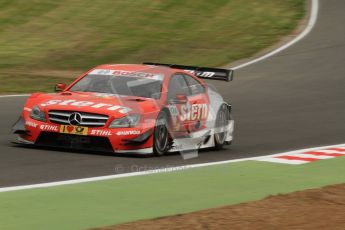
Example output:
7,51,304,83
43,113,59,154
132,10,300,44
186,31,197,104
109,114,140,128
29,106,46,122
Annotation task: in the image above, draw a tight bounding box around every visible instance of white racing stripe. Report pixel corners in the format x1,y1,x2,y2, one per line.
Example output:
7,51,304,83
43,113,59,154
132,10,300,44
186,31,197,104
0,0,321,192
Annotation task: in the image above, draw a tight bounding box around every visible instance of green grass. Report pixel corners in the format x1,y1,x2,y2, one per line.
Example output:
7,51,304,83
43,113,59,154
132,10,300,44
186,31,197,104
0,0,304,93
0,72,74,94
1,157,345,230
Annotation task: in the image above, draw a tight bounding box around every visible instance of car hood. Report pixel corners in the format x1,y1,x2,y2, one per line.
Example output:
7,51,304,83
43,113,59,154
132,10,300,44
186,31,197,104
29,91,160,118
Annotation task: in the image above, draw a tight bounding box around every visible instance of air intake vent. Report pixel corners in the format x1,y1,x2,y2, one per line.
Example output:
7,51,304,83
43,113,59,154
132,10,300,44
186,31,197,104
48,110,108,127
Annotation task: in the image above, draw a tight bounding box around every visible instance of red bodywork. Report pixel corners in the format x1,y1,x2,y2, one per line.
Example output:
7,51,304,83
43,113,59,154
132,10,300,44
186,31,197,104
17,64,210,153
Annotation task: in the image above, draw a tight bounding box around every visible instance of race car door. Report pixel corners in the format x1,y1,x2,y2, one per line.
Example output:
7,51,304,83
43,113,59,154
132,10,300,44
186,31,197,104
182,74,209,132
167,74,209,134
167,74,191,134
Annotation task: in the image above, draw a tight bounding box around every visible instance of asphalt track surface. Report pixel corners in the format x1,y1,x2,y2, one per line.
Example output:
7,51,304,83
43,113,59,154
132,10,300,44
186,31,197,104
0,0,344,187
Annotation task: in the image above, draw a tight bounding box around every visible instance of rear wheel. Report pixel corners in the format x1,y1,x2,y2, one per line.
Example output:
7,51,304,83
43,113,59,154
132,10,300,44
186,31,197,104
214,104,230,150
153,111,170,156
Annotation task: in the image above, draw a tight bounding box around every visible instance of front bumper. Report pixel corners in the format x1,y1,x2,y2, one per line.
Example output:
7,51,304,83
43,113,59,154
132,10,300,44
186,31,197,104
12,116,155,154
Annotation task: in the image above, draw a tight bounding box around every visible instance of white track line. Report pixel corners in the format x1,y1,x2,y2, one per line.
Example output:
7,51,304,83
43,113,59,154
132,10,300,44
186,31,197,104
0,0,321,192
1,142,344,193
256,157,307,165
0,94,30,98
233,0,319,70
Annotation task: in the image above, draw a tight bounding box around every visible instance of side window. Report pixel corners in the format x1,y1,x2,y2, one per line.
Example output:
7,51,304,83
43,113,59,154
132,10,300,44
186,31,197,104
167,74,190,100
184,75,205,95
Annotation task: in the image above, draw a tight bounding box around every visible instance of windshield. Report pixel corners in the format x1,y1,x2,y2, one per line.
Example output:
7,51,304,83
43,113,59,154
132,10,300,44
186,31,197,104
69,74,163,99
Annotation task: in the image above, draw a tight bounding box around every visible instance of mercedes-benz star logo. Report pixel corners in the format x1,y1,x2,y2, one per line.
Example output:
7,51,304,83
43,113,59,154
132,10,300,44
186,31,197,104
68,112,82,126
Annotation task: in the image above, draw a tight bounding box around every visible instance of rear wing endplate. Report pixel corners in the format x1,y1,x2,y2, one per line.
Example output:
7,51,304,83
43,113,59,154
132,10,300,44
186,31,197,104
143,62,234,82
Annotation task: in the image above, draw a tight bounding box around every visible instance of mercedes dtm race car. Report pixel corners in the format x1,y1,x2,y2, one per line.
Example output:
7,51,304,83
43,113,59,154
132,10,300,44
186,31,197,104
12,63,234,155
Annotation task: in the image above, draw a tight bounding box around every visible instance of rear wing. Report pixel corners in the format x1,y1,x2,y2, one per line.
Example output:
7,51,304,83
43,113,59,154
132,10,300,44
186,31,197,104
143,62,234,82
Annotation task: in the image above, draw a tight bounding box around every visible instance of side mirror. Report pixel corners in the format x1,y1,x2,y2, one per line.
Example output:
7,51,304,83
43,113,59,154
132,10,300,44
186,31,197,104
174,94,188,104
54,83,67,92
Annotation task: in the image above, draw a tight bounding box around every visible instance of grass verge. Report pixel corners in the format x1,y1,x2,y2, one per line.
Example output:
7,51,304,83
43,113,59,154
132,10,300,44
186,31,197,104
94,184,345,230
0,0,305,93
0,156,344,230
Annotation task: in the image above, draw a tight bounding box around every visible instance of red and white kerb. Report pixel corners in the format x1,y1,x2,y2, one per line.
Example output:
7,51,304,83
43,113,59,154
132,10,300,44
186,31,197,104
257,147,345,165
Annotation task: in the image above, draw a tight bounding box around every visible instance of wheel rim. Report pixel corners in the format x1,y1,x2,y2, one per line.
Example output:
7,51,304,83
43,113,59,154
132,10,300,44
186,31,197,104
155,118,168,152
215,108,228,144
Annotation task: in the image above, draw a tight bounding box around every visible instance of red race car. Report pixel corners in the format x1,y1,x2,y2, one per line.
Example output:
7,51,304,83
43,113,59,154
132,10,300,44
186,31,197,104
12,63,234,155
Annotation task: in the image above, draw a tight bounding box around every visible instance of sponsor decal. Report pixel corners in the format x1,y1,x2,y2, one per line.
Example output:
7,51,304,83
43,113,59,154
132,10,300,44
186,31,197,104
93,93,117,98
168,105,179,116
180,103,208,121
40,125,58,132
174,122,181,131
23,107,32,112
60,125,88,135
167,103,208,129
89,69,163,80
116,130,141,136
90,130,112,136
90,69,113,75
40,100,131,114
25,121,38,128
167,105,180,130
112,70,158,79
184,70,215,78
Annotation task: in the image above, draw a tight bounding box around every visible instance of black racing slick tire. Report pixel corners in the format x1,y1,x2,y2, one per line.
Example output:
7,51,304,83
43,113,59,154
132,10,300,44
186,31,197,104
153,111,171,156
214,104,231,150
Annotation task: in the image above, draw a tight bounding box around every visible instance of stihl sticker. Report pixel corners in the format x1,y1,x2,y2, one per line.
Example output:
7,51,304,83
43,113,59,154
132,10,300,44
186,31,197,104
40,100,131,114
180,103,208,121
90,130,112,136
40,125,58,132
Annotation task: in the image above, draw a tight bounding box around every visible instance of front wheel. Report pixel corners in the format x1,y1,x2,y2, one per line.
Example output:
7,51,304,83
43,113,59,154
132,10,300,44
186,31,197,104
153,111,170,156
214,104,230,150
